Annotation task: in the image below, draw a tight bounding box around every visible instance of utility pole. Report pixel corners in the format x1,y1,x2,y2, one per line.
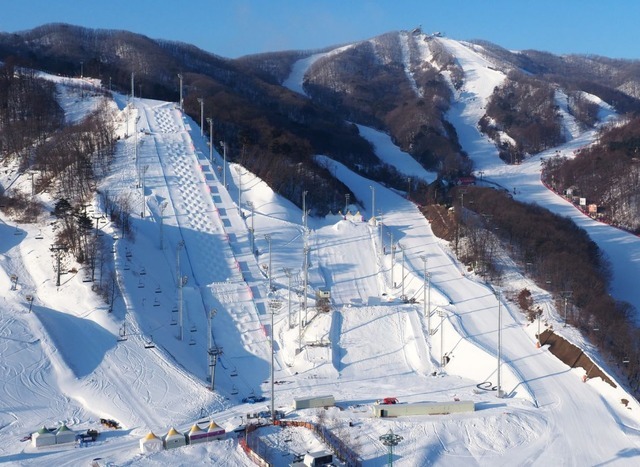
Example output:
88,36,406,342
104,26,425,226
131,72,135,101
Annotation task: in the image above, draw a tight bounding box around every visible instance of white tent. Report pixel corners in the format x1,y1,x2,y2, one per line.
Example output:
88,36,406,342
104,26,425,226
139,431,163,454
54,423,76,444
163,427,186,449
31,426,56,448
206,420,225,440
187,423,207,445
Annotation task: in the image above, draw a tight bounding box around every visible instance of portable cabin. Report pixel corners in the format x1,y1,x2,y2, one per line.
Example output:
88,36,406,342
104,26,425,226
54,423,76,444
164,427,186,449
31,426,56,448
292,395,335,410
372,400,475,417
304,450,334,467
139,431,163,453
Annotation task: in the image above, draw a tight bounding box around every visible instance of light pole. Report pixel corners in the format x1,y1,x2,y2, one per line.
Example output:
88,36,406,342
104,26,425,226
268,295,282,423
264,234,272,291
495,289,503,397
177,240,185,341
303,244,309,325
236,167,243,211
380,429,403,467
283,268,293,328
388,231,395,288
247,200,255,254
369,185,376,223
220,141,227,188
178,73,183,111
439,308,445,368
198,98,204,136
159,201,168,249
378,213,383,258
421,255,431,334
561,291,572,327
140,164,149,218
400,243,405,300
302,190,308,232
206,118,213,165
207,309,218,391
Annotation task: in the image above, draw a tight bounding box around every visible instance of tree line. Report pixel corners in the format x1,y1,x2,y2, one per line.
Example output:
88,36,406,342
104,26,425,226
437,186,640,395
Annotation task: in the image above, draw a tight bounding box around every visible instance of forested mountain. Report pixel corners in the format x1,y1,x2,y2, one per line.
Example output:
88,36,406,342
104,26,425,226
3,24,640,215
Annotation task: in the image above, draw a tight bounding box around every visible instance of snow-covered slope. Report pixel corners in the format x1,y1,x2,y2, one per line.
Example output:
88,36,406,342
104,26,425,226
1,59,640,466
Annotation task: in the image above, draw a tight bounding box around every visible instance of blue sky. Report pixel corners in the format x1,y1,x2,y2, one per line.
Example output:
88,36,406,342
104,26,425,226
2,0,638,59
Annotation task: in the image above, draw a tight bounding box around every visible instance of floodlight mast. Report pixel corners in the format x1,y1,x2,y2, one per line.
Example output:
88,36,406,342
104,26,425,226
198,98,204,136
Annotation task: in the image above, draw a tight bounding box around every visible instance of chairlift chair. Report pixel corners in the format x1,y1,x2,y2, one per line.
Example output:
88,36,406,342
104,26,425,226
138,279,144,288
144,335,155,349
35,231,44,240
230,367,238,377
230,385,239,395
153,298,160,307
189,336,196,346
